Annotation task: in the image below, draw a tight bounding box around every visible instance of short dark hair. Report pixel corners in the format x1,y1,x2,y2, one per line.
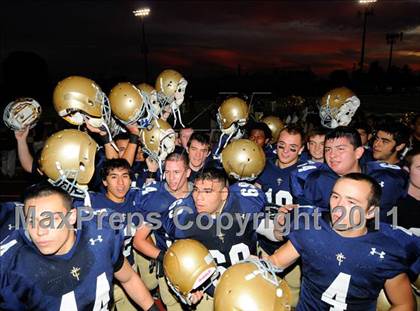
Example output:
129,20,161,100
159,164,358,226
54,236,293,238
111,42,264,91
325,126,362,149
375,122,410,147
279,124,305,144
187,132,211,149
352,122,372,135
23,182,73,213
248,122,272,141
113,133,129,142
195,168,228,188
100,158,132,180
307,126,327,141
165,151,189,169
405,147,420,169
341,173,382,208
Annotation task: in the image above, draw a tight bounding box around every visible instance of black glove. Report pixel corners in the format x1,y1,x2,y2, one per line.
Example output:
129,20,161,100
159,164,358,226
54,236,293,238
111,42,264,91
156,250,165,278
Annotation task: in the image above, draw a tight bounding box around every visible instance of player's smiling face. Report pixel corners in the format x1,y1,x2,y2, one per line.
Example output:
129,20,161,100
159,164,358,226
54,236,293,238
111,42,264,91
325,137,363,176
193,179,228,214
103,167,131,203
25,194,76,256
307,134,325,161
188,140,210,169
276,131,303,168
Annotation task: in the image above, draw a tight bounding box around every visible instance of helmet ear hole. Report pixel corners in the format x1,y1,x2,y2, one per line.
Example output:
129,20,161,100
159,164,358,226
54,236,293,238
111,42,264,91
221,139,265,181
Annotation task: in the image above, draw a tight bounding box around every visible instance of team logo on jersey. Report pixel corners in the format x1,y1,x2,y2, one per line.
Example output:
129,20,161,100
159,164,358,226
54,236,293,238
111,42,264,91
70,266,81,281
277,178,283,186
89,235,103,245
8,224,15,230
336,252,346,266
217,232,225,243
369,248,386,259
379,181,384,188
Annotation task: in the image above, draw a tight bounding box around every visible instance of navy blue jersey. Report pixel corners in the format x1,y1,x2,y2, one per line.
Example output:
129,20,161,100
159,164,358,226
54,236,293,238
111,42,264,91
290,161,326,205
74,189,142,265
255,160,298,254
138,181,192,252
379,223,420,282
0,218,124,310
166,182,266,271
289,214,409,311
359,146,374,167
302,161,408,222
264,143,277,161
131,160,149,188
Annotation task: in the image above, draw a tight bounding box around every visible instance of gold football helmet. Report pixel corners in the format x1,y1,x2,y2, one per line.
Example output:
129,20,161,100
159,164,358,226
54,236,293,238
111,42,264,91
214,258,291,311
137,83,161,119
155,69,188,127
262,116,284,143
217,97,249,135
139,119,175,162
53,75,122,140
319,87,360,129
53,76,104,125
164,239,218,305
3,98,42,131
221,139,266,181
39,129,97,198
109,82,146,125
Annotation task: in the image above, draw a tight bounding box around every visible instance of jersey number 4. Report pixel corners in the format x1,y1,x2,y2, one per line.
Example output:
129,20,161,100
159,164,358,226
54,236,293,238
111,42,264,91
60,272,110,311
321,272,351,311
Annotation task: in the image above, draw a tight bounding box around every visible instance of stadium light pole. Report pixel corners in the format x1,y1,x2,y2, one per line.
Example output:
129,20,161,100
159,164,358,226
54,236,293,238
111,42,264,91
133,7,150,81
358,0,377,71
386,32,403,72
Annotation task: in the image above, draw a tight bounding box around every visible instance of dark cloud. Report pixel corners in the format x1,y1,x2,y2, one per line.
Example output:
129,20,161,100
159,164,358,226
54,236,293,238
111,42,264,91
1,0,419,80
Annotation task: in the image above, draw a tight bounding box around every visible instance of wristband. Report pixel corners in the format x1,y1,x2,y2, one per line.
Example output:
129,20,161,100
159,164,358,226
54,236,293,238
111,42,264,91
98,134,111,145
128,133,139,144
157,250,165,262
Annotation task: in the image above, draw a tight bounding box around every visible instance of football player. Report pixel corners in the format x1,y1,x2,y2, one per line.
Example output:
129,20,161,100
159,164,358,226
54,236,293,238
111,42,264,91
164,168,279,307
255,124,305,255
373,121,410,167
268,173,416,310
300,126,407,222
186,132,212,181
397,148,420,234
0,183,157,311
133,151,192,311
73,158,157,311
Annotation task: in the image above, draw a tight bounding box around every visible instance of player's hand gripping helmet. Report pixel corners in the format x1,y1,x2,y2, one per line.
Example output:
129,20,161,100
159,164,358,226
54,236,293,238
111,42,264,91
319,87,360,129
262,116,284,143
155,69,188,127
39,129,97,198
3,98,42,131
214,258,292,311
163,239,219,305
109,82,152,128
53,76,122,138
137,83,161,120
139,119,176,163
221,139,266,181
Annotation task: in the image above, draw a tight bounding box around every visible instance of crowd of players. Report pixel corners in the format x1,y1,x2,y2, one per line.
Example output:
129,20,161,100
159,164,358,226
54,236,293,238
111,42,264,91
0,69,419,311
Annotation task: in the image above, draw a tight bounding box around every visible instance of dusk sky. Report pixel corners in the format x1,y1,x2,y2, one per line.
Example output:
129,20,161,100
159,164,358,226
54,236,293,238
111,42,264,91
1,0,420,82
